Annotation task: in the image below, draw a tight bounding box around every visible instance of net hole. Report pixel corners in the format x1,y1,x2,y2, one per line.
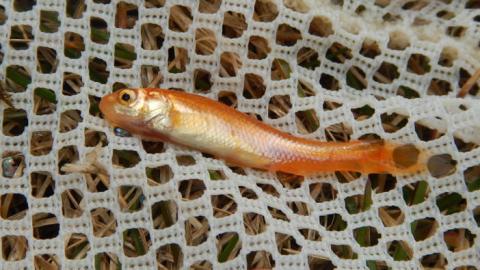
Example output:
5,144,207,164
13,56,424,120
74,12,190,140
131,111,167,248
243,212,267,235
195,28,217,55
407,53,431,75
443,228,476,252
34,254,60,269
275,233,302,255
387,240,413,261
428,78,452,96
287,201,311,216
30,171,55,198
37,46,58,74
1,235,28,261
32,212,59,239
239,186,258,200
247,250,275,269
114,43,136,69
369,173,396,193
248,35,270,60
216,232,242,263
140,65,162,88
396,85,420,99
414,118,446,141
381,111,409,133
145,0,164,8
118,185,144,212
360,38,381,58
30,131,53,156
193,68,213,93
112,150,141,169
459,68,480,96
88,57,110,83
298,228,322,242
190,261,212,269
392,144,420,169
199,0,221,13
298,80,316,97
179,179,205,200
122,228,151,257
402,180,429,206
276,23,302,46
156,243,183,269
6,65,31,93
94,253,120,269
0,5,6,25
141,23,164,50
319,73,340,91
378,206,404,227
145,165,174,186
436,192,467,215
308,16,333,37
447,26,467,38
331,244,358,259
421,253,448,268
61,189,84,218
366,260,389,270
65,233,90,260
454,135,479,153
345,192,371,215
88,95,102,118
270,58,292,80
309,256,336,270
40,10,60,33
13,0,36,12
222,11,247,38
358,133,382,141
211,194,237,218
142,140,165,154
60,109,82,133
354,226,380,247
219,52,242,77
63,72,83,96
268,95,291,119
319,213,347,231
257,183,280,197
326,42,352,63
184,216,209,246
335,171,361,183
0,193,28,220
3,108,28,136
115,1,138,29
373,62,399,84
437,9,455,20
217,91,237,108
438,46,458,67
309,182,337,203
151,200,178,229
90,207,117,237
176,155,196,166
243,73,266,98
276,171,304,189
1,152,25,178
346,66,367,90
66,0,85,18
464,164,480,191
325,122,351,142
168,47,188,73
297,47,320,70
388,30,410,50
295,109,319,134
411,217,437,241
351,104,375,121
84,128,108,147
168,5,192,32
90,17,109,44
427,154,457,178
10,24,34,50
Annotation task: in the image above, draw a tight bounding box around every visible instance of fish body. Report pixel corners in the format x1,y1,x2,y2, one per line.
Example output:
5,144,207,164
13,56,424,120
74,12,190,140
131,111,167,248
100,88,423,175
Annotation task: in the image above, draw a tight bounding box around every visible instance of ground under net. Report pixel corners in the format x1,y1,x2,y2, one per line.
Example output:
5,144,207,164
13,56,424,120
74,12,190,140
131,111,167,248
1,0,480,269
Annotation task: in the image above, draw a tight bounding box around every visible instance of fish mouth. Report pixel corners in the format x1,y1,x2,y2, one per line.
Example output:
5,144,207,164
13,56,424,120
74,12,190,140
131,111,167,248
99,94,119,125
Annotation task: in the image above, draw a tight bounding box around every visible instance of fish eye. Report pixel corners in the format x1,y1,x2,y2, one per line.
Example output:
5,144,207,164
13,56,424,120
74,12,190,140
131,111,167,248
118,89,136,105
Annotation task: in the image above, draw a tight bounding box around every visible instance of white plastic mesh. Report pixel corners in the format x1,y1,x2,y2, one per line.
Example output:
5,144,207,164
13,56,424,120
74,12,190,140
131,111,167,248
1,0,480,269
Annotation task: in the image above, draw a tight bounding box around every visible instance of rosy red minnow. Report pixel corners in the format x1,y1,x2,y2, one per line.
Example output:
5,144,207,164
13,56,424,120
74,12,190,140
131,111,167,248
99,88,424,176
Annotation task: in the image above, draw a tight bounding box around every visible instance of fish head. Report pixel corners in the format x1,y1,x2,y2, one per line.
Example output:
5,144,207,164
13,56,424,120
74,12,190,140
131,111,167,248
100,88,172,134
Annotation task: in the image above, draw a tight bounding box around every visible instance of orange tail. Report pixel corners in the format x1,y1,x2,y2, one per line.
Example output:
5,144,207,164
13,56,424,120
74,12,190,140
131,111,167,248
269,140,427,176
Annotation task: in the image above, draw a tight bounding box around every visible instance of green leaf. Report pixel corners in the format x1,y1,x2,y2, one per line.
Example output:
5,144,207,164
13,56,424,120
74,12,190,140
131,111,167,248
218,234,239,263
6,67,31,88
35,88,57,104
412,181,428,205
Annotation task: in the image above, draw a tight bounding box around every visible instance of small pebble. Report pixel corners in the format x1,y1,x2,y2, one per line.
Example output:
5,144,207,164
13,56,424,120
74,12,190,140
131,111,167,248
2,157,18,178
114,127,131,137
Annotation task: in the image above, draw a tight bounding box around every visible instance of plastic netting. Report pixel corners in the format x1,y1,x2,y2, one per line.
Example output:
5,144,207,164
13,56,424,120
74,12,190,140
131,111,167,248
1,0,480,269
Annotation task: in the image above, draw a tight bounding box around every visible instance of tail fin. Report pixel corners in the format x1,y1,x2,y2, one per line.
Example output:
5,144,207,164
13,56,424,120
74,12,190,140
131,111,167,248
356,140,427,174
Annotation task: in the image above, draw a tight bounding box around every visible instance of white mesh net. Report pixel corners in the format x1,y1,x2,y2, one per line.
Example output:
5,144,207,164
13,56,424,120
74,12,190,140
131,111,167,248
1,0,480,269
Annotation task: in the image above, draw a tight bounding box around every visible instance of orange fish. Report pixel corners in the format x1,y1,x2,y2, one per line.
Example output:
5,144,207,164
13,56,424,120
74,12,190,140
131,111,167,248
99,88,424,176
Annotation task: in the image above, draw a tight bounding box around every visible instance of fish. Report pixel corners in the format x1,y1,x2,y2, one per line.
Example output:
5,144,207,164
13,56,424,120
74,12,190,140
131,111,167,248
99,88,425,176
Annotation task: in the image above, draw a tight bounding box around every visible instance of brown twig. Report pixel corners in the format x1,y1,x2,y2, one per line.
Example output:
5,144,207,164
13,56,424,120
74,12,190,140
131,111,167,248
457,68,480,97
